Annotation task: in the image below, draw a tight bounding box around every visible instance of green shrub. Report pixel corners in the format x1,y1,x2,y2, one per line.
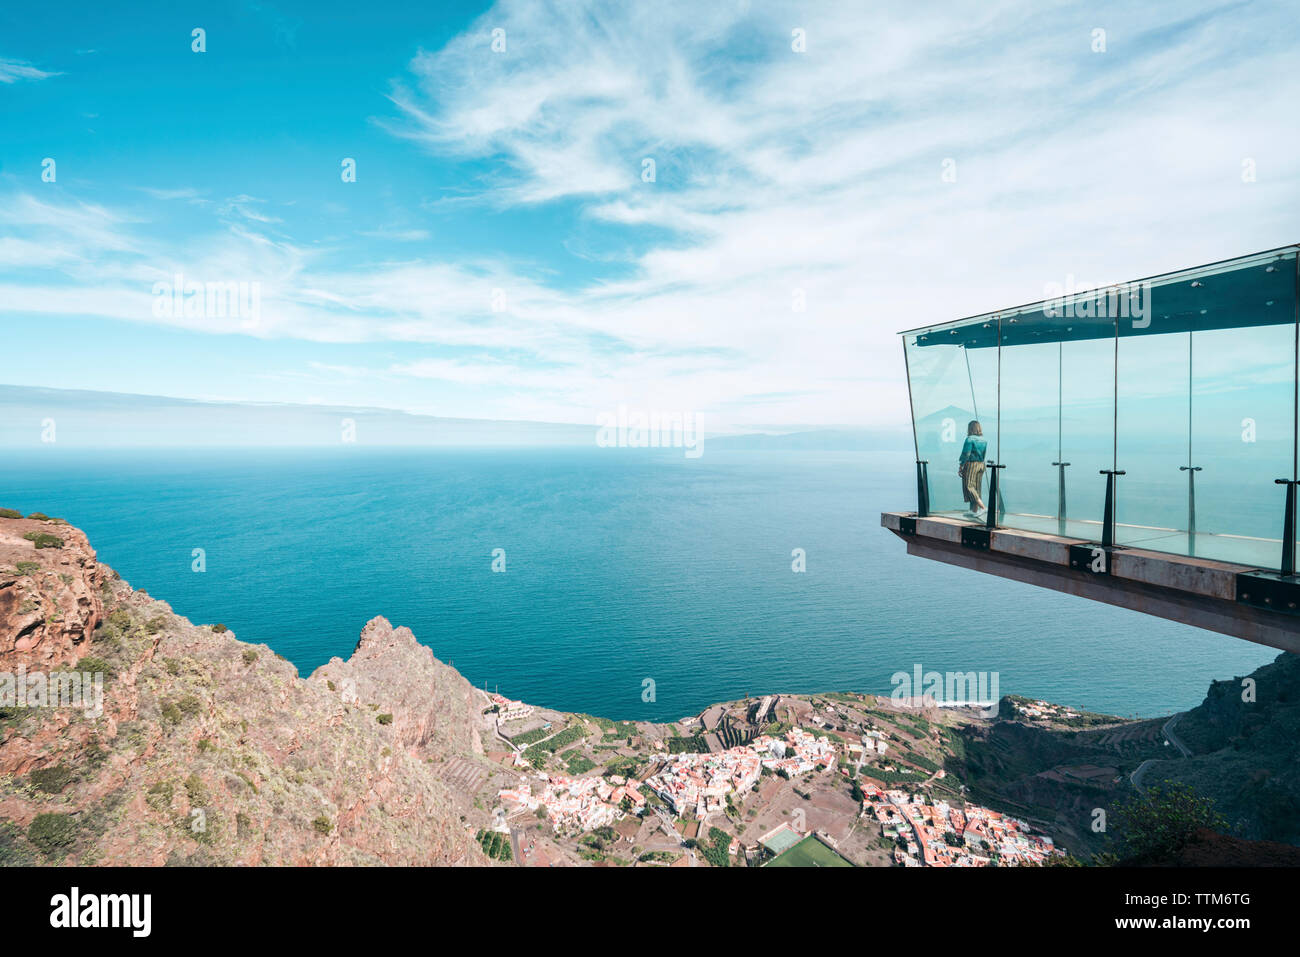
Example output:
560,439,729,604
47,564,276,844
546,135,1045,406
160,696,202,726
28,813,76,858
22,531,63,549
0,508,20,519
242,648,259,665
146,780,174,811
144,615,167,634
84,739,108,766
312,815,333,835
376,713,393,725
1114,784,1227,863
29,764,73,794
211,624,228,634
0,820,34,865
75,656,115,679
183,774,208,807
16,561,39,576
26,512,49,521
700,827,732,867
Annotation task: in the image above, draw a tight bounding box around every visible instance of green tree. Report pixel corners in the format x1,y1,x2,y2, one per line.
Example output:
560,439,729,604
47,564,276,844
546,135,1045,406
1113,784,1227,863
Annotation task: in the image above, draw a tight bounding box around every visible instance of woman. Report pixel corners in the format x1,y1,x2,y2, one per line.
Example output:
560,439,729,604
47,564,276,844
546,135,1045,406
958,420,988,515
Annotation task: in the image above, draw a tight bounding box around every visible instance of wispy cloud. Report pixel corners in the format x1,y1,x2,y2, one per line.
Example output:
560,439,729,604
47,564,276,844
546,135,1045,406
0,56,60,83
378,0,1300,422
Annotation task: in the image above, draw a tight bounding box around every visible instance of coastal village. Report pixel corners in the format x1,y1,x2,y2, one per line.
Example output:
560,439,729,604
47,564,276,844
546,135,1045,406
480,689,1068,867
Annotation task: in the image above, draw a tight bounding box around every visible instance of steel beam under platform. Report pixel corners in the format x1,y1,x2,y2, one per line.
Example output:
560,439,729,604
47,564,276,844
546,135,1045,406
882,512,1300,655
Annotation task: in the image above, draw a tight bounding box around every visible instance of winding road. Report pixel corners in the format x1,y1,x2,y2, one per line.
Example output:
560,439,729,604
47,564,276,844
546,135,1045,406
1129,714,1192,791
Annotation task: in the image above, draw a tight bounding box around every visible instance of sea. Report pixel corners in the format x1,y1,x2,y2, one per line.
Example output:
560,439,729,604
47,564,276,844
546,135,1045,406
0,447,1277,721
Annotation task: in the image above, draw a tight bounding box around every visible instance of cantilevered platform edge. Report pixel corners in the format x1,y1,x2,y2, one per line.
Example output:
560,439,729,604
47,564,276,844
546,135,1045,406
881,512,1300,655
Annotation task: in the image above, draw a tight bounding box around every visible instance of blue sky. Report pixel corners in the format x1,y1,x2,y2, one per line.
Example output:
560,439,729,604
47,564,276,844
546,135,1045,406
1,0,1298,431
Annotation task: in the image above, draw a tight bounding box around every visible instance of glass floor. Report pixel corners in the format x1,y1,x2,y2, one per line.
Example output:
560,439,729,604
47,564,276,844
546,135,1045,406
925,509,1282,571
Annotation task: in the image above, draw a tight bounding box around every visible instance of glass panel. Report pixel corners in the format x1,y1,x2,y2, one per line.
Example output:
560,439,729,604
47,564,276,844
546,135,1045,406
997,299,1116,538
1060,336,1118,537
1193,320,1294,569
1115,327,1189,554
1116,249,1297,568
904,321,998,518
998,339,1065,532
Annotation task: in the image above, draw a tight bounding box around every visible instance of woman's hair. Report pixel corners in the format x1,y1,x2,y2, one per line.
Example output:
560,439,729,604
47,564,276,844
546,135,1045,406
967,420,983,436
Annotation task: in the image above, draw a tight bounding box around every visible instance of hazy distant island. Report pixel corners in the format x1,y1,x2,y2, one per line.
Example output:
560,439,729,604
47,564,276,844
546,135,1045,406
2,511,1297,867
0,383,910,452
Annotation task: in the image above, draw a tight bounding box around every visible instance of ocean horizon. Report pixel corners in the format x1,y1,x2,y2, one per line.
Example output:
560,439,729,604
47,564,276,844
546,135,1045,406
4,447,1275,721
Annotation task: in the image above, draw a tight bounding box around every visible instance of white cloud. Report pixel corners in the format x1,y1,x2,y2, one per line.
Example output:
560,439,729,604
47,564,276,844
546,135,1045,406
2,1,1299,429
378,0,1300,425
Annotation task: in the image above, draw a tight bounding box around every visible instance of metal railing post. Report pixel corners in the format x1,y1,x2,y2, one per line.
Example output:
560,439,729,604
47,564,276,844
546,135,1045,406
1052,461,1070,535
986,463,1006,530
1180,465,1201,554
1100,469,1125,549
916,460,930,518
1275,478,1297,576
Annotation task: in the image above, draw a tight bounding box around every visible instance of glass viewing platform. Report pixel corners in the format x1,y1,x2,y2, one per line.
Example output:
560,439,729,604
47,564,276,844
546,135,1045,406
902,245,1300,575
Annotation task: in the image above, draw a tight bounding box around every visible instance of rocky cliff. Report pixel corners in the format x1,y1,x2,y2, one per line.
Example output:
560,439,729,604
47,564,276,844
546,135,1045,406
0,513,495,866
0,515,104,667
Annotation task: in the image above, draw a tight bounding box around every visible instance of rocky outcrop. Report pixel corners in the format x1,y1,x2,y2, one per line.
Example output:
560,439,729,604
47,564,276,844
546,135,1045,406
311,617,483,760
0,517,496,867
0,515,104,667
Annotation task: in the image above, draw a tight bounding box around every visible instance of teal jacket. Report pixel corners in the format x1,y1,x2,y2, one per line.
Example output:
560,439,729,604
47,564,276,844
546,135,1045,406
959,435,987,464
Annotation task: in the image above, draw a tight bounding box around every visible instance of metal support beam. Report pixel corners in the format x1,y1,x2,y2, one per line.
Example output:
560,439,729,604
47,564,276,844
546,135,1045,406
915,460,930,518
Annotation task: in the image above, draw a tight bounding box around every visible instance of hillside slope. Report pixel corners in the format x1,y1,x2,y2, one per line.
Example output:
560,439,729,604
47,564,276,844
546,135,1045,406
0,513,493,865
950,654,1300,856
1144,652,1300,845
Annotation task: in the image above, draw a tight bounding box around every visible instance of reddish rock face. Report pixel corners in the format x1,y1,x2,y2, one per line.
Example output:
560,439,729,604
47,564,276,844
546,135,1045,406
0,516,105,667
0,515,492,866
